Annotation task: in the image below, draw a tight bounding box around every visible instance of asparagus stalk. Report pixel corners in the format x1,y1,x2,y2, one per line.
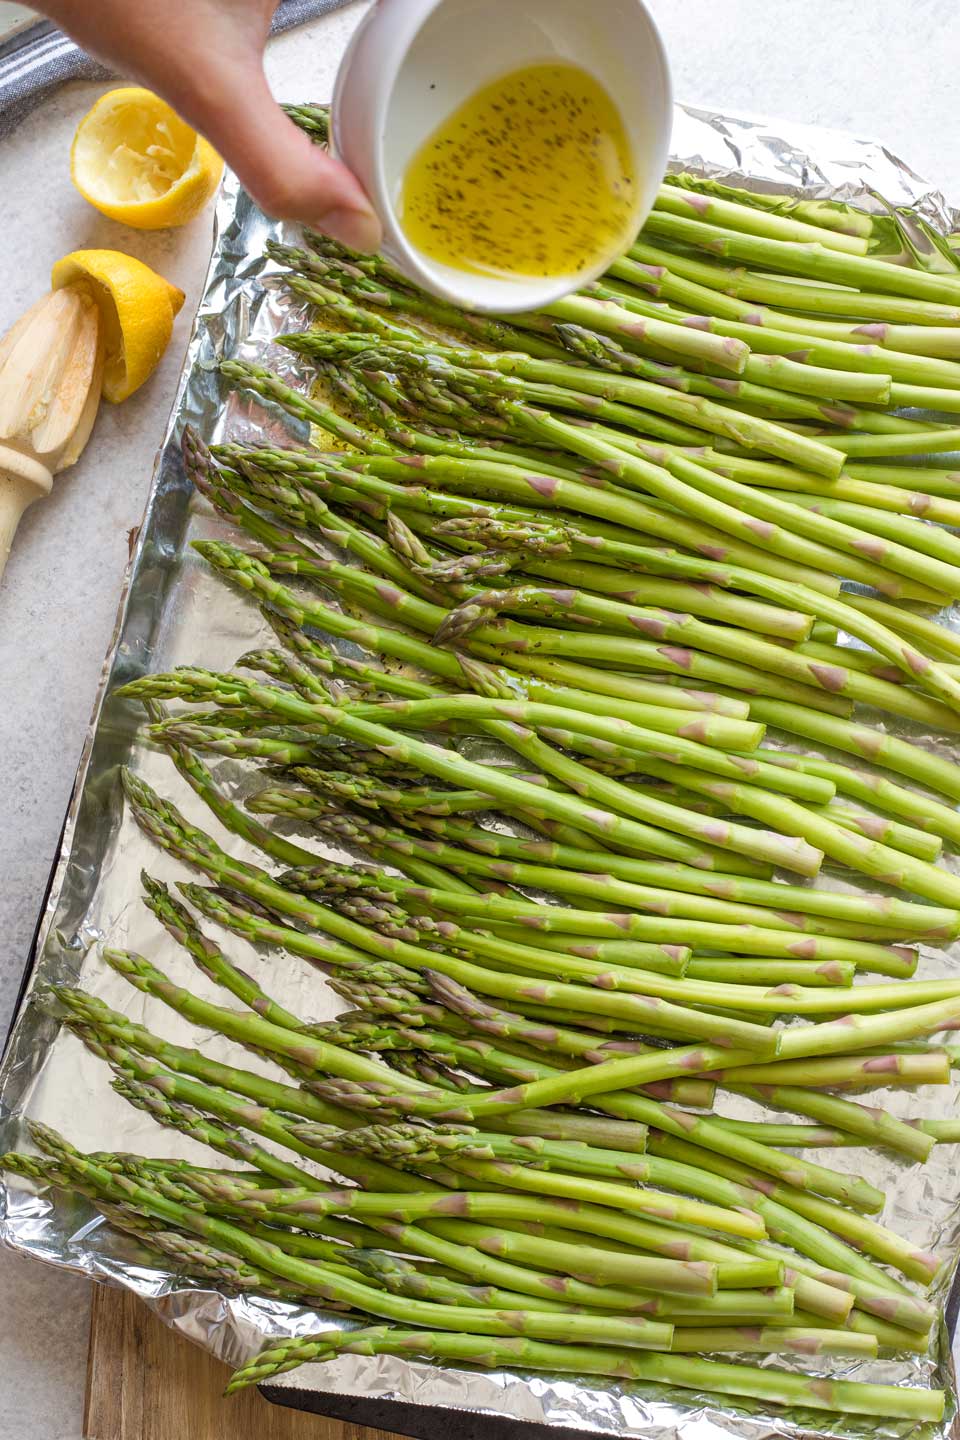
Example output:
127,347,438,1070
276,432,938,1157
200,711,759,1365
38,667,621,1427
663,445,960,522
538,305,895,407
428,511,960,722
78,1028,447,1201
313,1163,767,1241
285,271,429,344
318,1123,830,1242
311,1081,883,1221
103,1070,330,1192
308,1060,907,1230
177,881,756,1055
721,1117,960,1149
281,101,330,139
626,179,871,238
12,1138,681,1350
53,987,356,1127
206,535,849,718
267,799,895,951
140,874,314,1032
740,698,960,803
239,468,850,666
332,694,813,804
432,588,960,728
665,1326,876,1356
140,1182,636,1309
647,1132,941,1287
505,401,955,602
202,1175,757,1257
187,1169,737,1298
79,1058,724,1311
591,273,959,397
225,1325,943,1417
214,507,775,737
262,600,754,723
307,858,918,977
786,426,960,459
291,863,929,979
651,185,870,256
273,239,574,361
344,1246,775,1319
636,211,960,304
584,753,960,909
325,808,956,939
295,310,904,419
121,1099,719,1311
100,943,431,1091
131,1226,367,1302
300,326,848,476
721,1082,935,1162
224,440,843,595
124,653,790,875
117,770,788,1049
845,463,960,497
597,777,942,865
619,241,960,326
365,341,850,480
773,491,960,568
718,1051,950,1091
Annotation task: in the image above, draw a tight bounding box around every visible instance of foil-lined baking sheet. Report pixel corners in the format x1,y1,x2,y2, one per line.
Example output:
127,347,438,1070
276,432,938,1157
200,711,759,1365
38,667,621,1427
3,101,960,1439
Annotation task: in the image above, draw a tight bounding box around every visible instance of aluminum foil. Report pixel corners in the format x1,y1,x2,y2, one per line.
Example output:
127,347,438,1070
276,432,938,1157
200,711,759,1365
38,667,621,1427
3,101,960,1439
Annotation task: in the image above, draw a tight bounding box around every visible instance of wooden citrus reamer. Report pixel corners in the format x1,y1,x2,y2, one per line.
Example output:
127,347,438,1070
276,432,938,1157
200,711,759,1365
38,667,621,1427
0,284,104,581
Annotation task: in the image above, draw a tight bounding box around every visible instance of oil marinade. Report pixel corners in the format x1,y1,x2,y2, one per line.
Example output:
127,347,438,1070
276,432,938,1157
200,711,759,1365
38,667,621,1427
400,61,638,279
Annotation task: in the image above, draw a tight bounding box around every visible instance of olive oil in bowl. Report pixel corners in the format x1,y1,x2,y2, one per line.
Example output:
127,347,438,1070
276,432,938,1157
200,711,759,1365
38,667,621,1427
399,61,639,281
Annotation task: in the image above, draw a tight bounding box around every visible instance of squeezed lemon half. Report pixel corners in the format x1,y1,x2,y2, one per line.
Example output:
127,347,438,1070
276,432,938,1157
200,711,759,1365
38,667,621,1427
71,86,223,230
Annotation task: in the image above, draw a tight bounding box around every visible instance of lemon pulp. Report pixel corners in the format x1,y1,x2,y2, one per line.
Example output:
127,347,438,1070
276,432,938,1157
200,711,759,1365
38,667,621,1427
78,97,195,202
400,61,638,280
71,87,223,229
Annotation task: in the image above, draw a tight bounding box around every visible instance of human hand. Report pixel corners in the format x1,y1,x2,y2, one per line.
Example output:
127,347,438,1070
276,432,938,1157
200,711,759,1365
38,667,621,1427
37,0,382,251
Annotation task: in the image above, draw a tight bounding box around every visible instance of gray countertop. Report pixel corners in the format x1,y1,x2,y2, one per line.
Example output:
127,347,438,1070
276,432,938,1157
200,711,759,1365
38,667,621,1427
2,2,959,1434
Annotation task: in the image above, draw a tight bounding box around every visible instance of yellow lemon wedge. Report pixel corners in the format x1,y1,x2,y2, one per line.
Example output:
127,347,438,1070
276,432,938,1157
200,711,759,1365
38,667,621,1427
71,86,223,230
51,250,185,403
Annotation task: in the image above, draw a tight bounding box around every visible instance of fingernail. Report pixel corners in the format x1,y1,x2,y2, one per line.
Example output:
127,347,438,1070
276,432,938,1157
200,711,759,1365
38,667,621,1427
314,205,383,254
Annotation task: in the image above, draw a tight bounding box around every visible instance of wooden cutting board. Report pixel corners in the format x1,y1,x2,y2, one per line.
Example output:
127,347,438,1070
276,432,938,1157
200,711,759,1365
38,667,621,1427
84,1285,402,1440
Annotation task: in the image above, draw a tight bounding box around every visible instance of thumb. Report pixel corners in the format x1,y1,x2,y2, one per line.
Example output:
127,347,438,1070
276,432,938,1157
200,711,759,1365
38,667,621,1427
191,62,382,252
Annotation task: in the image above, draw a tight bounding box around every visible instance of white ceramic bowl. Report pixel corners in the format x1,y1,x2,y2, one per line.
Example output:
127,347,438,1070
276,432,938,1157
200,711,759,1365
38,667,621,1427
330,0,672,313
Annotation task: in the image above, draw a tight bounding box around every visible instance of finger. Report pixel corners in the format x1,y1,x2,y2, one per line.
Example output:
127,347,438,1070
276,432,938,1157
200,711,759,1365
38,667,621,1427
182,59,383,252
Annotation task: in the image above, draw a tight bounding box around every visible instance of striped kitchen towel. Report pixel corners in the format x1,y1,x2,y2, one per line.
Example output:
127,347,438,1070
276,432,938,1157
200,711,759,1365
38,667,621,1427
0,0,355,137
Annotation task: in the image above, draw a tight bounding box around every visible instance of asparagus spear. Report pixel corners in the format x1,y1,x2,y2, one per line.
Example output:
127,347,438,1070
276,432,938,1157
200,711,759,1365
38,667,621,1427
273,238,574,361
222,440,843,594
124,654,797,874
651,185,869,253
264,1168,767,1242
9,1136,679,1350
75,1048,733,1310
289,863,929,980
315,807,956,939
421,517,960,720
637,211,960,304
225,1324,942,1417
195,537,853,720
53,987,355,1126
721,1083,934,1162
258,596,753,722
647,1132,941,1287
617,241,960,327
315,1123,843,1242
